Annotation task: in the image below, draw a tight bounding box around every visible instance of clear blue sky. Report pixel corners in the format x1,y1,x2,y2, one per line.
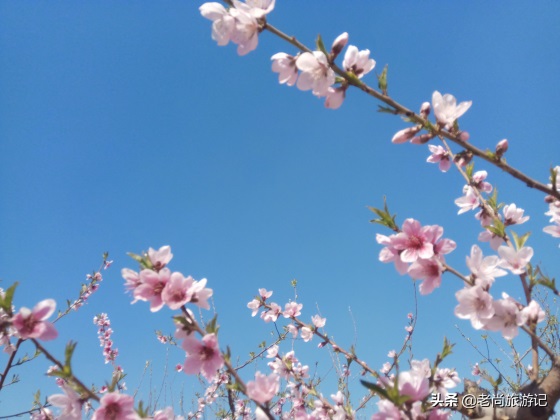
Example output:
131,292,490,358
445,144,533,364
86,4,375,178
1,1,560,417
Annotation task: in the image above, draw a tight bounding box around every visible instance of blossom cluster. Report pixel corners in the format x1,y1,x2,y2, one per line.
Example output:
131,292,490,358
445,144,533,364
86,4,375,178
247,288,326,344
93,313,119,365
373,358,459,419
122,246,213,312
544,165,560,242
200,2,376,110
199,0,275,56
271,32,375,109
377,218,456,295
453,245,543,340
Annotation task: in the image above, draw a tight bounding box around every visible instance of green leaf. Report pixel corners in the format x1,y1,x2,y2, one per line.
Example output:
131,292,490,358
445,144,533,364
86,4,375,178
465,163,474,180
485,149,496,160
64,341,77,373
0,282,18,314
377,105,397,114
205,314,219,334
127,252,143,263
136,401,149,418
511,231,531,249
368,197,398,231
377,64,388,95
360,380,390,400
315,34,328,56
551,167,558,191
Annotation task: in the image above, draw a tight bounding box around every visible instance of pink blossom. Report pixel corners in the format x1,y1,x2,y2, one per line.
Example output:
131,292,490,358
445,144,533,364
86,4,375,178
520,300,546,325
30,408,53,420
246,371,280,404
544,223,560,238
228,3,261,56
300,326,313,342
377,233,409,275
392,219,434,263
543,203,560,240
475,207,493,227
266,345,278,358
153,407,179,420
247,298,261,316
199,2,236,47
455,285,495,329
161,272,192,310
454,187,479,214
325,86,346,109
122,269,141,294
478,230,505,250
503,203,529,225
410,359,431,378
148,245,173,271
12,299,58,341
427,144,452,172
472,363,481,376
271,53,298,86
484,293,523,340
187,278,213,310
371,400,401,420
429,409,453,420
380,362,392,375
133,268,171,312
433,368,460,396
342,45,375,78
472,171,492,193
92,392,138,420
286,323,298,338
311,314,326,328
245,0,275,15
295,51,335,97
408,257,444,295
283,301,303,318
498,245,533,274
398,369,430,401
259,288,273,300
466,245,507,287
182,333,224,381
432,91,472,129
261,302,282,322
424,224,456,256
47,383,82,420
546,202,560,223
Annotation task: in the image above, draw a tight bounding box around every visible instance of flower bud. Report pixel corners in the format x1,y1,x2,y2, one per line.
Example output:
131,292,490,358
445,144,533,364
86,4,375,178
330,32,349,57
391,127,418,144
458,131,470,142
495,138,508,157
410,133,434,145
419,102,430,118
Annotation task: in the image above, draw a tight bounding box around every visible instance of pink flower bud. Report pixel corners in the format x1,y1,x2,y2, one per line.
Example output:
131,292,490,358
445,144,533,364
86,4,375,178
331,32,349,57
410,133,434,145
420,102,430,118
391,127,418,144
495,139,508,157
458,131,470,142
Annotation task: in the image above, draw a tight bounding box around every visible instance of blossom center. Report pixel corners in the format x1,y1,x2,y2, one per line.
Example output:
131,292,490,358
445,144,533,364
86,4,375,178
200,345,215,361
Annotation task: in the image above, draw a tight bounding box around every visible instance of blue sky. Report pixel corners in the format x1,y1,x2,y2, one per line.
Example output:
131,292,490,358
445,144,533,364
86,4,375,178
1,1,560,417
